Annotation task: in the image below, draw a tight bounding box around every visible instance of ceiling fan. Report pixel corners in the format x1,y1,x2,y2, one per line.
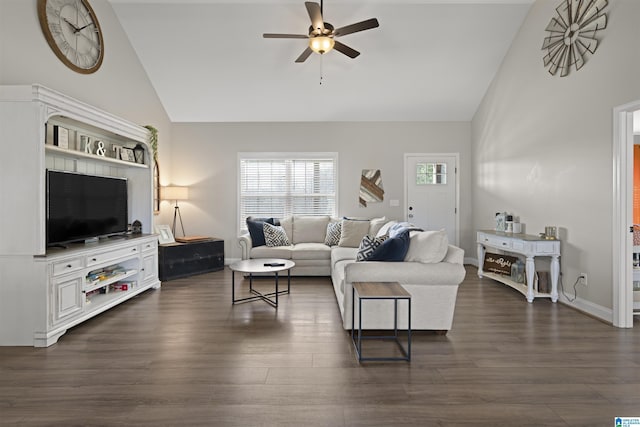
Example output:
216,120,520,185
263,1,380,63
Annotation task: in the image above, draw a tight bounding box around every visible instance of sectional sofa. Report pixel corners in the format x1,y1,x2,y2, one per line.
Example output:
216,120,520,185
238,215,466,331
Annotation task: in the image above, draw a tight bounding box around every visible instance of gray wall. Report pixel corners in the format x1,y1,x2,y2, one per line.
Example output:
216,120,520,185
471,0,640,314
0,0,171,186
169,122,472,260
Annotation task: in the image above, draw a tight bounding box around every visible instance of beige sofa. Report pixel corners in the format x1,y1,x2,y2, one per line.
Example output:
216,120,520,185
238,215,466,331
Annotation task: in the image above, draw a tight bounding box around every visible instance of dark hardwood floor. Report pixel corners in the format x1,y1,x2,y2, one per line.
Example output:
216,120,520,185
1,265,639,426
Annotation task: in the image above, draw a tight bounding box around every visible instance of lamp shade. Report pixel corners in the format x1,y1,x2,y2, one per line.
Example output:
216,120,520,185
161,186,189,201
309,36,335,54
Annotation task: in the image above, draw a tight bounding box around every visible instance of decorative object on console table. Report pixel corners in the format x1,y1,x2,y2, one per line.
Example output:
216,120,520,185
155,224,175,244
158,238,224,281
133,143,145,164
52,125,69,149
161,185,189,237
131,220,142,234
120,147,135,162
483,252,517,276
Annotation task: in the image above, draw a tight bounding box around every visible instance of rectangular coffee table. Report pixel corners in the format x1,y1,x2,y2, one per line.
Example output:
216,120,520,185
229,258,295,308
351,281,412,362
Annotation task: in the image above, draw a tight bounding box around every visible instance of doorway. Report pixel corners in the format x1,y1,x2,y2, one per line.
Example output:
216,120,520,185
404,153,459,246
613,102,640,328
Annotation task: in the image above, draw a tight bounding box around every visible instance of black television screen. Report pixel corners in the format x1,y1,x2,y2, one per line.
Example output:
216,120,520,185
47,170,128,246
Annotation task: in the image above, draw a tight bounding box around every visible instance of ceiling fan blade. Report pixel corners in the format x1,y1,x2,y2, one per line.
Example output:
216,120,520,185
305,2,325,33
295,47,313,63
333,40,360,59
334,18,379,37
263,33,309,39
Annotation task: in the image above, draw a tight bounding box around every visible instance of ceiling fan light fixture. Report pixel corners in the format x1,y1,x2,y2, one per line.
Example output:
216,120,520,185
309,36,335,54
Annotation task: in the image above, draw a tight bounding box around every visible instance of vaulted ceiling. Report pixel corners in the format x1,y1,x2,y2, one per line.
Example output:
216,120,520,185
110,0,534,122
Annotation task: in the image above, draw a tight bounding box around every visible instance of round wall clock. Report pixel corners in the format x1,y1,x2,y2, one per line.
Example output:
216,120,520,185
37,0,104,74
541,0,608,77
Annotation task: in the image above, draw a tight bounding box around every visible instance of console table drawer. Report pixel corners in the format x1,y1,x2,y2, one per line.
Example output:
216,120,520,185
87,246,139,267
52,257,84,277
481,234,512,249
141,240,157,253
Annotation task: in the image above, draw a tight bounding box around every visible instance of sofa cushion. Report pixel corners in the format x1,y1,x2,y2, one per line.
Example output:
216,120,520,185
367,229,411,261
251,245,293,259
356,234,388,261
404,230,449,263
291,243,331,260
331,247,359,269
368,216,387,237
246,217,278,247
280,216,293,242
324,221,342,246
264,222,291,247
338,219,371,247
345,260,466,286
292,215,330,244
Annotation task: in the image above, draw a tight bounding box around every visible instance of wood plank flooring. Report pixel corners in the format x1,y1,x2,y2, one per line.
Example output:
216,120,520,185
1,266,639,426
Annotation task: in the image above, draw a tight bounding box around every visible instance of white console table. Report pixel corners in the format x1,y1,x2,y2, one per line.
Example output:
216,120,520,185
477,230,560,303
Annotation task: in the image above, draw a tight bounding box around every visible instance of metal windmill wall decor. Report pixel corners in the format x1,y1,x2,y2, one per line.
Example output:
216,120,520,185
541,0,608,77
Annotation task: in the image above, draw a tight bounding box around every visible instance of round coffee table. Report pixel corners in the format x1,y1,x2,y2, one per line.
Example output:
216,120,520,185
229,258,295,308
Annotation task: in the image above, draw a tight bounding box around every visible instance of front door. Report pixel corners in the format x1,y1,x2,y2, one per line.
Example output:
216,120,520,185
404,154,458,245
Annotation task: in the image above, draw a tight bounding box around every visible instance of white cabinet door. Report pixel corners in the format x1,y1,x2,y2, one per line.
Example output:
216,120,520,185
51,275,84,325
142,253,158,284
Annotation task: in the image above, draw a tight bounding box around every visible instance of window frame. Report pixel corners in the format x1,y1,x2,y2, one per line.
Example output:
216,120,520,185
237,152,339,235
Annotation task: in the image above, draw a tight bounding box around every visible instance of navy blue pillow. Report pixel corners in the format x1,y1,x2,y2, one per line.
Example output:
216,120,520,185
367,229,411,261
246,217,279,247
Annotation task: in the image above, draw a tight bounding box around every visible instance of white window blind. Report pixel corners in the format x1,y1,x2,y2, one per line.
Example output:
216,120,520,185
239,153,337,231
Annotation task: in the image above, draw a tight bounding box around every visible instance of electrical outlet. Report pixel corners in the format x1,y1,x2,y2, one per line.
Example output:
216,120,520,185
579,273,588,287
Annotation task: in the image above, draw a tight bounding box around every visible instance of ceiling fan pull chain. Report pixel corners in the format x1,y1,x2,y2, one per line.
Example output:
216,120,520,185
320,55,324,85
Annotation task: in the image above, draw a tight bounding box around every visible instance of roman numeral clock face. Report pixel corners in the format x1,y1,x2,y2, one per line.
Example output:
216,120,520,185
38,0,104,74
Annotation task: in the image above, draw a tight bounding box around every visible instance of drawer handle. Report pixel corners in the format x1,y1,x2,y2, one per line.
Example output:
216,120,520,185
91,258,97,262
66,264,72,268
132,248,137,252
502,242,508,246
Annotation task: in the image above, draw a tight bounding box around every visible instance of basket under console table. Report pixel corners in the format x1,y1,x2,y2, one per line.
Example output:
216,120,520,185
477,230,560,303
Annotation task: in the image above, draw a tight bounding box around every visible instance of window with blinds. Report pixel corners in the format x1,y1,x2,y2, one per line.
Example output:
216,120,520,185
238,153,338,232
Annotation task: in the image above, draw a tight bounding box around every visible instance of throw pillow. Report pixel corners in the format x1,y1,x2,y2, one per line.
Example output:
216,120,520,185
388,221,423,237
338,219,371,247
404,230,449,263
368,229,411,261
376,220,397,238
263,222,290,247
246,217,278,247
324,221,342,246
356,234,389,261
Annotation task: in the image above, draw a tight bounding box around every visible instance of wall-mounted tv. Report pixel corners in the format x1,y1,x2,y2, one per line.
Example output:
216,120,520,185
46,170,128,246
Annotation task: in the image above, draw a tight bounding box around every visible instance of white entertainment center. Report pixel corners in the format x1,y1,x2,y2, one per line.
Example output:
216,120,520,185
0,85,160,347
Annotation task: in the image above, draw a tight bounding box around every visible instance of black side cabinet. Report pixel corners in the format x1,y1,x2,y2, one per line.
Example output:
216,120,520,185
159,238,224,281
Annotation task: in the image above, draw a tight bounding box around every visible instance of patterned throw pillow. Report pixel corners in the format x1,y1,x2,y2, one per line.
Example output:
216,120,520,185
263,222,290,247
324,221,342,246
356,234,388,261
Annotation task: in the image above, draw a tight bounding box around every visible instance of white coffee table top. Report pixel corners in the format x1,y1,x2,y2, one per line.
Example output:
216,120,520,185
229,258,295,274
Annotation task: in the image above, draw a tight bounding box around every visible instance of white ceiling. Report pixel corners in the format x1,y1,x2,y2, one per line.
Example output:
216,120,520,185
109,0,533,122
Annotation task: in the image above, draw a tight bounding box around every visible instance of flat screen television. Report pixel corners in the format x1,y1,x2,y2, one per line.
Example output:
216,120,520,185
46,170,128,246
